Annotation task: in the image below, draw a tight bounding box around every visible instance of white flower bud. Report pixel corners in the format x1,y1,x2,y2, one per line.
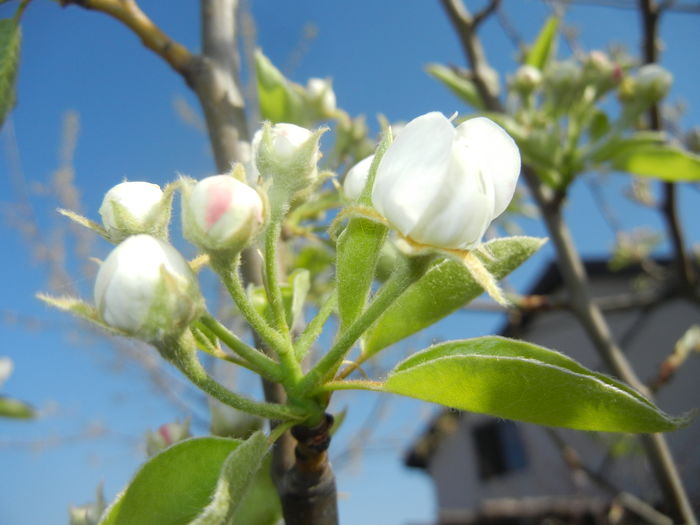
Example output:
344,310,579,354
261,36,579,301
99,181,170,242
94,235,203,342
252,122,323,203
372,112,520,250
635,64,672,102
182,175,264,255
511,64,542,93
307,77,337,118
343,155,374,200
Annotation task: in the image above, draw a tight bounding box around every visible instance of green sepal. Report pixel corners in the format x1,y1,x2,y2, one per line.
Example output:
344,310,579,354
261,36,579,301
525,17,559,70
425,63,484,110
0,17,21,128
0,395,35,419
99,435,269,525
36,294,128,337
57,208,111,241
363,237,546,356
330,337,693,433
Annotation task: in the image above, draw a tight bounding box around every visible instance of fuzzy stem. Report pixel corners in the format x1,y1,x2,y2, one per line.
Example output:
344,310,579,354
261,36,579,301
167,333,306,422
295,291,337,361
198,314,283,382
296,256,429,396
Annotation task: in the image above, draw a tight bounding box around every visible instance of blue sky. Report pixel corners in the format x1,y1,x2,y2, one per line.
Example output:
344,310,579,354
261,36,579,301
1,1,699,524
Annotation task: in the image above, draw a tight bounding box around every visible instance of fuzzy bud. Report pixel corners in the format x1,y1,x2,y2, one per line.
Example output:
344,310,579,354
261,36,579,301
94,235,203,343
98,181,171,242
252,122,324,206
182,175,265,256
510,65,543,94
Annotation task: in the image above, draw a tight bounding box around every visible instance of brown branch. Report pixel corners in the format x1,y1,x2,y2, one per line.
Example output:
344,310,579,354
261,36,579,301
439,0,501,109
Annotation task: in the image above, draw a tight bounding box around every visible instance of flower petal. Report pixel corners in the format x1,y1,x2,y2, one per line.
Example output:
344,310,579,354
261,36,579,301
372,112,455,235
455,117,521,217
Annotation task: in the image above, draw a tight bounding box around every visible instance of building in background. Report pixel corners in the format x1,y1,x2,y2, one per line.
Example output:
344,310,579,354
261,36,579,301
405,260,700,524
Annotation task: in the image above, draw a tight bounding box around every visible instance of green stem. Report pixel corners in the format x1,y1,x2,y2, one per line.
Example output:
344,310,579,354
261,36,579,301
198,314,283,382
295,255,429,397
168,334,306,422
212,257,289,355
294,291,337,361
264,216,290,334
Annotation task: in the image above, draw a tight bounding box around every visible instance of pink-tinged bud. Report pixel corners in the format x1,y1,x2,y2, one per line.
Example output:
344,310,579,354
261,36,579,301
94,235,203,342
372,112,520,250
182,175,265,256
145,420,191,456
98,181,171,242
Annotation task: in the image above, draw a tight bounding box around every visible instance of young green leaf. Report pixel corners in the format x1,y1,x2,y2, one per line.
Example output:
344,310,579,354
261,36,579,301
588,132,665,164
611,144,700,182
255,49,305,125
0,18,21,128
525,17,558,70
425,63,484,110
231,455,281,525
336,218,388,331
100,434,270,525
0,396,35,419
363,237,546,356
100,437,243,525
332,337,692,433
190,431,270,525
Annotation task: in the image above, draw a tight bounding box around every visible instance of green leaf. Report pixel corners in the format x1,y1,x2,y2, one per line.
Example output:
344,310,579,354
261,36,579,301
611,144,700,182
255,49,305,125
588,132,665,164
343,337,692,433
425,63,484,110
336,218,388,331
100,436,258,525
0,18,21,128
525,17,558,69
336,132,393,331
190,431,270,525
231,455,281,525
364,237,545,356
0,396,35,419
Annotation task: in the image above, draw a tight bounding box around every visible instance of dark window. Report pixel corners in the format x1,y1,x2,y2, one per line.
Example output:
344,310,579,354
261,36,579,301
472,420,528,480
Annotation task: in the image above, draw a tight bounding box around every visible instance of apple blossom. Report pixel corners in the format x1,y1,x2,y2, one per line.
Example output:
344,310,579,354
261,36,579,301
343,155,374,200
99,181,170,242
182,174,264,255
94,234,203,342
371,112,520,250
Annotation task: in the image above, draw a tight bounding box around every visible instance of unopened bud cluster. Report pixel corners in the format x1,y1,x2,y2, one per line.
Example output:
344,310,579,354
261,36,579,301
89,119,325,342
